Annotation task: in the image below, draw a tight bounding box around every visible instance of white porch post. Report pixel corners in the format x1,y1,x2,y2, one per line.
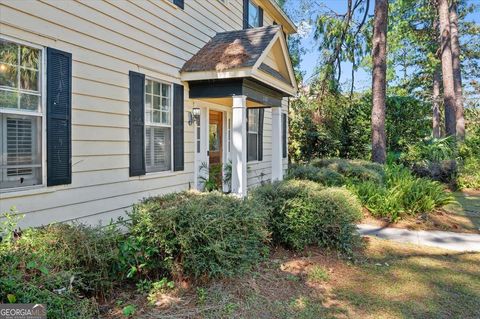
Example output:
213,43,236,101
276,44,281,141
231,95,248,196
271,106,283,181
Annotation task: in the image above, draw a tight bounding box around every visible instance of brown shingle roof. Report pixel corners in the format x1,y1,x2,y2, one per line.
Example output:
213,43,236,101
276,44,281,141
181,25,280,73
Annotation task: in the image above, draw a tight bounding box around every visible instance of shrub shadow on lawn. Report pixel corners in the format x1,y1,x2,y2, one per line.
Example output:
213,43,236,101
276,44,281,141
333,238,480,319
444,191,480,232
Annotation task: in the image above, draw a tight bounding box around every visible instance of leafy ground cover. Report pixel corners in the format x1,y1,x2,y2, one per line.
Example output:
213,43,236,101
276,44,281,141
106,237,480,319
288,159,455,222
363,191,480,234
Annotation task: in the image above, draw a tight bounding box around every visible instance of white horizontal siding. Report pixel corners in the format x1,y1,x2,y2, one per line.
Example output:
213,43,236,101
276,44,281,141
0,0,290,227
247,108,272,188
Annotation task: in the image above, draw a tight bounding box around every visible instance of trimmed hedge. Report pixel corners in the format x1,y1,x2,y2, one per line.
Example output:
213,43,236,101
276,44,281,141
128,191,270,279
250,180,362,254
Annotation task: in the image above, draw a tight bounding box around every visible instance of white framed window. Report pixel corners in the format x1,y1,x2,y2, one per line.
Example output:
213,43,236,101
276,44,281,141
0,38,44,190
145,78,172,173
247,108,259,162
248,1,261,28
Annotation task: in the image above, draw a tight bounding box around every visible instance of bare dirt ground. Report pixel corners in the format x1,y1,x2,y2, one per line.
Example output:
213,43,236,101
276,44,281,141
102,237,480,319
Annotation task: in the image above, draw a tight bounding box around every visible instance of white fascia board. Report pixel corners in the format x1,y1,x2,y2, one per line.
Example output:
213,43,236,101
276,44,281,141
180,68,253,82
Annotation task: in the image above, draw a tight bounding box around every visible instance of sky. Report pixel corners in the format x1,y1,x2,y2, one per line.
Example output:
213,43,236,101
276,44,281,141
283,0,480,92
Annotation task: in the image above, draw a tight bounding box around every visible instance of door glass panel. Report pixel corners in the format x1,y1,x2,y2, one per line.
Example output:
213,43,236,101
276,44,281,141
209,124,220,151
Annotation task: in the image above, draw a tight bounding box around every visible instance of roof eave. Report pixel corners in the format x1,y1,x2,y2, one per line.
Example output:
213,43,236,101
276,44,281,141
260,0,297,34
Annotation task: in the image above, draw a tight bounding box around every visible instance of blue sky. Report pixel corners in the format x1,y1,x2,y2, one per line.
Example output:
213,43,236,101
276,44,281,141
284,0,480,92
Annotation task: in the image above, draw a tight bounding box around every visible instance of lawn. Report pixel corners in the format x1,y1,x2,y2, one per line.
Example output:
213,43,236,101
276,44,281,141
106,237,480,319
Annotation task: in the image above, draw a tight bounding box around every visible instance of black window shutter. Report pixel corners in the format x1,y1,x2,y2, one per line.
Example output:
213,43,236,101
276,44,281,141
258,108,264,161
46,48,72,186
173,0,184,9
246,108,250,161
243,0,249,29
173,84,184,171
129,71,146,177
259,7,264,27
282,113,287,158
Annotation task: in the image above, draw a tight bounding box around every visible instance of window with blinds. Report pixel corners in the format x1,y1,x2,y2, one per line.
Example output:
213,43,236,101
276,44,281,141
0,38,43,190
145,79,172,173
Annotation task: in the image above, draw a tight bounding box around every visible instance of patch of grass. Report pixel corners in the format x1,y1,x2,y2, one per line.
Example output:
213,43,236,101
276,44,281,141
307,265,329,282
137,238,480,319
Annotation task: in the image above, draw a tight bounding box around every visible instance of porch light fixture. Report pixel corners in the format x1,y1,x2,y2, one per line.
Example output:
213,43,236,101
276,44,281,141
189,107,201,126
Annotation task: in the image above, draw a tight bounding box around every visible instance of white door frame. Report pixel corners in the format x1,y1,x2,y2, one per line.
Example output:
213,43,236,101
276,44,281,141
194,103,232,191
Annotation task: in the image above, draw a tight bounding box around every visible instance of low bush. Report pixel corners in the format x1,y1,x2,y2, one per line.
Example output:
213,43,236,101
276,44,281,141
250,180,362,254
128,191,269,279
311,158,385,184
351,164,455,221
287,164,345,186
0,212,122,318
401,136,457,163
457,157,480,189
400,137,459,184
410,160,457,184
457,138,480,190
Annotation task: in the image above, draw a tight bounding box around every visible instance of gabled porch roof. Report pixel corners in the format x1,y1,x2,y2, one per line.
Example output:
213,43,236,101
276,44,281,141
180,25,297,98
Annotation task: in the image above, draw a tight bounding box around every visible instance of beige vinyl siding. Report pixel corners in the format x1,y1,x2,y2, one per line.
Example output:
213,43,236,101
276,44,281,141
247,108,273,188
0,0,238,227
0,0,290,227
263,7,276,25
247,97,289,189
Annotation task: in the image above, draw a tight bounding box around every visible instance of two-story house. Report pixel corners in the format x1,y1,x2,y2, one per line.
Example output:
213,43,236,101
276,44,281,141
0,0,297,227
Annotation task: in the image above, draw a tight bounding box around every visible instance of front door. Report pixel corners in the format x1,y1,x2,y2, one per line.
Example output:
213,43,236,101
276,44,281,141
209,110,223,189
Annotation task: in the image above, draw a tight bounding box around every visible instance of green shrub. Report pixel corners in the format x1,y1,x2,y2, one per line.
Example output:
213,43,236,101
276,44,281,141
457,157,480,189
311,158,385,184
410,160,457,184
0,215,122,318
251,180,362,254
287,164,345,186
287,164,323,182
128,191,269,279
400,137,459,184
351,164,455,221
457,137,480,190
314,188,363,253
401,136,457,163
316,168,346,186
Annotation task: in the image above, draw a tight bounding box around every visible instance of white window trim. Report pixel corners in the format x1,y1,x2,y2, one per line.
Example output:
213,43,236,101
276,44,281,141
0,36,47,194
161,0,180,10
144,77,174,176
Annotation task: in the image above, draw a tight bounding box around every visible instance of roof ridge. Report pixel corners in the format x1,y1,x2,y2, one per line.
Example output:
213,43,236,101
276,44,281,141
181,25,281,74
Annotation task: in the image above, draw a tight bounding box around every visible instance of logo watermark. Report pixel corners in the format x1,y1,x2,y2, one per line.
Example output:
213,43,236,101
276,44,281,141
0,304,46,319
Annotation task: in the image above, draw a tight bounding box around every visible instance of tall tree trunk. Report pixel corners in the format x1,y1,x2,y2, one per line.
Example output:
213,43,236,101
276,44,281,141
450,0,465,139
438,0,456,136
433,66,442,138
371,0,388,164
